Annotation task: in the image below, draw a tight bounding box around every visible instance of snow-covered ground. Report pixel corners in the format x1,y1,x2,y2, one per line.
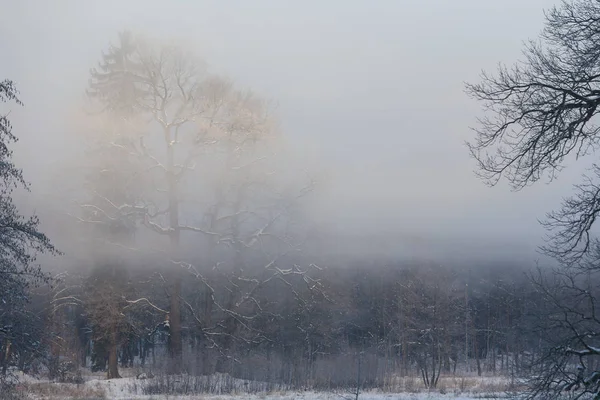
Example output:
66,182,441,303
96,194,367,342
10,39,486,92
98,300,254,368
91,391,505,400
17,370,517,400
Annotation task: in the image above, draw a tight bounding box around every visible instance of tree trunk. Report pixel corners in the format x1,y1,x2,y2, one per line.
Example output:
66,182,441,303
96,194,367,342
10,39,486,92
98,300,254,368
107,329,120,379
491,348,496,374
475,335,482,376
215,189,245,373
49,337,60,380
202,209,219,376
453,356,457,375
1,340,11,376
166,136,183,374
355,352,361,400
140,338,146,367
434,347,443,388
202,287,213,375
514,348,520,376
168,272,182,373
465,280,470,374
81,340,88,368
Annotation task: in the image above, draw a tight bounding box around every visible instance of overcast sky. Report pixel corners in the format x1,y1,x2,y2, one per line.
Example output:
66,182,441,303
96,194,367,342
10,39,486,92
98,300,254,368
1,0,576,261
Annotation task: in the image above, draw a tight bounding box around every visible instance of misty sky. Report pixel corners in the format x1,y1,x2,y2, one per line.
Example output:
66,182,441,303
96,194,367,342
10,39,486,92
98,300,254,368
1,0,577,261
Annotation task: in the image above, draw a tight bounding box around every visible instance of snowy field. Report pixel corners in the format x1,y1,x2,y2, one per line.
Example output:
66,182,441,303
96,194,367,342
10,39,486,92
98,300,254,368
14,370,517,400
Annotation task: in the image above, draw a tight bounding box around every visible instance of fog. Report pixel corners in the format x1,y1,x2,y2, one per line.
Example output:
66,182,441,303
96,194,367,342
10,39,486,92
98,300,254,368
0,0,572,264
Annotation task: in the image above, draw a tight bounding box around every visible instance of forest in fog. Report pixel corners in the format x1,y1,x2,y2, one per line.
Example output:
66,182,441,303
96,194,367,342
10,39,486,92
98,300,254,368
7,1,600,400
2,30,539,387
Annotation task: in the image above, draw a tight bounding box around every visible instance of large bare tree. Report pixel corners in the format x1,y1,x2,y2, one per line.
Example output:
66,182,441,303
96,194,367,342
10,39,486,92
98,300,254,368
467,1,600,398
84,32,230,372
466,0,600,265
82,31,320,375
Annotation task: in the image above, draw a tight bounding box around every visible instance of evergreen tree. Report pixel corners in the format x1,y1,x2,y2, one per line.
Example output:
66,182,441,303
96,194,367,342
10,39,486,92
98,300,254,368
0,79,58,388
87,30,146,117
82,32,148,378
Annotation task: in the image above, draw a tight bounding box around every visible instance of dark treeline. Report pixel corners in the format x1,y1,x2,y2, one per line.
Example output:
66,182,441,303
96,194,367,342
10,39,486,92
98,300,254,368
4,238,546,389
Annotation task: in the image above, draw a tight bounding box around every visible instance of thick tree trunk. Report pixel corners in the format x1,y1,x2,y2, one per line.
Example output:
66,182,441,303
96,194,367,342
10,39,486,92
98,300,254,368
107,329,120,379
107,346,120,379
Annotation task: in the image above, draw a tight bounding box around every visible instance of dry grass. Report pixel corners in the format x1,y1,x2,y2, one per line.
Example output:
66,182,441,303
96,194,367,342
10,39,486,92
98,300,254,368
18,381,106,399
15,371,525,399
382,375,519,394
